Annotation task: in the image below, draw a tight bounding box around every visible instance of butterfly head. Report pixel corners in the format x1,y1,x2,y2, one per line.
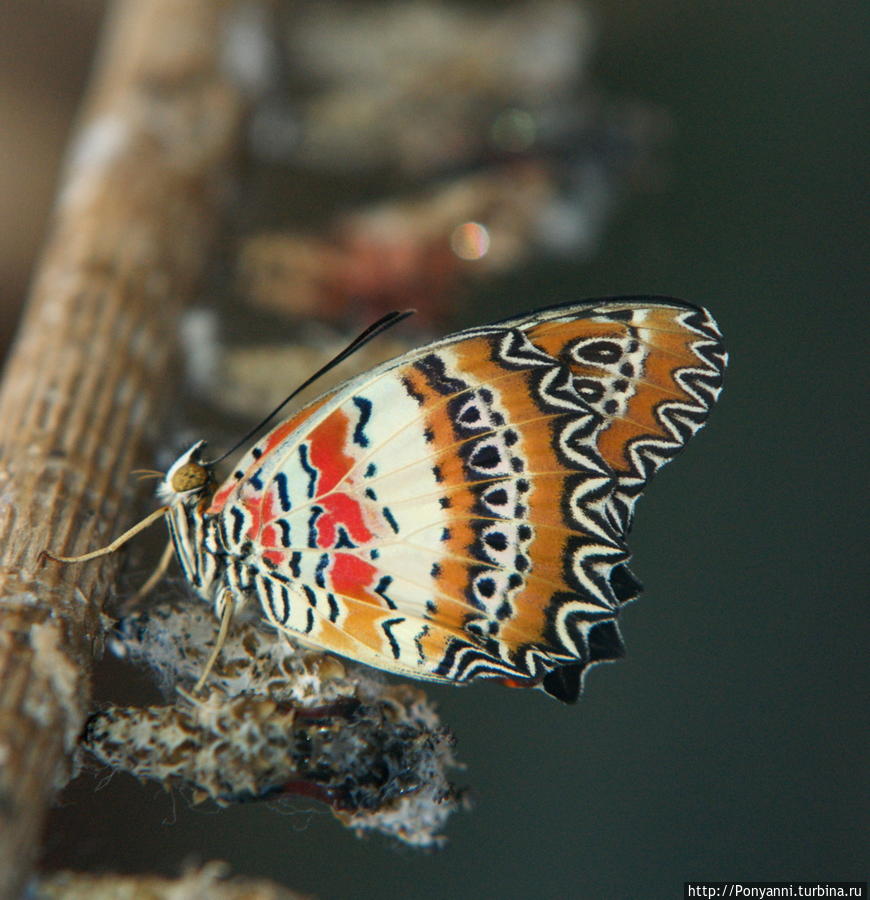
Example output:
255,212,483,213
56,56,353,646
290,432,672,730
159,441,216,506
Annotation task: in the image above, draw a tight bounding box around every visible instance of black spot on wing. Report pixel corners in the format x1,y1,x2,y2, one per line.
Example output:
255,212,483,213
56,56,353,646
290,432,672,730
230,506,245,544
288,552,301,578
374,575,397,610
352,396,372,447
588,620,625,662
381,618,406,660
334,526,356,549
414,354,468,396
314,553,329,588
307,506,323,548
382,506,400,534
298,444,317,498
542,664,582,703
275,472,292,511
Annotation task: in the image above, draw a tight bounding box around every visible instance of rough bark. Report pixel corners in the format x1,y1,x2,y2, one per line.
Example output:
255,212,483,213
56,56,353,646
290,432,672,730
0,1,248,895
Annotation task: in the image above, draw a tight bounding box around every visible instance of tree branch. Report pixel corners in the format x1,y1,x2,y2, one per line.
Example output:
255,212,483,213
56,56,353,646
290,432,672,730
0,2,248,895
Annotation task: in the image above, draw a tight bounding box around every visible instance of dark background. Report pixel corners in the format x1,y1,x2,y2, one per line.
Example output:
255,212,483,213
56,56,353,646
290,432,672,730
3,2,866,898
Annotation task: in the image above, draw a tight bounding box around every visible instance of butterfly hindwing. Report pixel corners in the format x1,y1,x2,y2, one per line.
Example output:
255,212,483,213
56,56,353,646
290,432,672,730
204,297,726,701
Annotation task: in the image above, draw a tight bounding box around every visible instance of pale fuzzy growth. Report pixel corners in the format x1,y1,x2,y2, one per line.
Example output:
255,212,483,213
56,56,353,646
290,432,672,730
94,602,466,847
110,603,357,703
35,861,309,900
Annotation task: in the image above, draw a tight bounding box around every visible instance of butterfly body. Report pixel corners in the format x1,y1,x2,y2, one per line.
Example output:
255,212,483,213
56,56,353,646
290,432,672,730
160,297,726,702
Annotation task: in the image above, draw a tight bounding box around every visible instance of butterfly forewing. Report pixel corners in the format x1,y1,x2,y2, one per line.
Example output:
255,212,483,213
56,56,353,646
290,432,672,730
200,297,726,701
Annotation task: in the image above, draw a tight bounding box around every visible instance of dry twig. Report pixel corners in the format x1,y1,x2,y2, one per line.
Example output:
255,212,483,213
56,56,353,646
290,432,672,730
0,1,249,895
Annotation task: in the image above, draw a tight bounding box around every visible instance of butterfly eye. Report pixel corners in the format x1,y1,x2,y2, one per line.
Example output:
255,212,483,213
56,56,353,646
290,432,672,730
170,462,209,493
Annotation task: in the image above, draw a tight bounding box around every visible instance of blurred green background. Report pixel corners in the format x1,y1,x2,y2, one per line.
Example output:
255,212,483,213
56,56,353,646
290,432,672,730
3,2,865,898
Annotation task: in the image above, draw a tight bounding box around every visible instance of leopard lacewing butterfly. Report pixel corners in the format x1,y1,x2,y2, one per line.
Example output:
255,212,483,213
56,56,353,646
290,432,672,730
54,297,727,702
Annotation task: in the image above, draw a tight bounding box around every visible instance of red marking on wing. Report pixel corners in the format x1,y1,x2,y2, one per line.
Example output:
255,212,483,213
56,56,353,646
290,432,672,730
263,549,284,567
315,493,374,547
261,524,278,547
242,496,262,539
329,552,377,600
263,396,330,456
258,492,276,532
307,409,355,495
210,481,239,514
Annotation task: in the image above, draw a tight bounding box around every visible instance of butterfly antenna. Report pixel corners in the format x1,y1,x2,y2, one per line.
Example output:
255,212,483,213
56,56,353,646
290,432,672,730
211,310,414,465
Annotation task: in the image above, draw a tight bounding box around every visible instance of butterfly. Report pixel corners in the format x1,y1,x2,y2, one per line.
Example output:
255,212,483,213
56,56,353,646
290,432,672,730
48,297,726,702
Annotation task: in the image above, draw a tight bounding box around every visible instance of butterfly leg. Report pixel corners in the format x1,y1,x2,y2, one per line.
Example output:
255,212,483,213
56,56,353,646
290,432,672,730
39,505,171,565
124,539,175,610
193,590,235,694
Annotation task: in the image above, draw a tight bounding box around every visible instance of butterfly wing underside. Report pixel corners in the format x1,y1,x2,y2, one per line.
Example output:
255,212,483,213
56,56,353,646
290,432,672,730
205,297,726,701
